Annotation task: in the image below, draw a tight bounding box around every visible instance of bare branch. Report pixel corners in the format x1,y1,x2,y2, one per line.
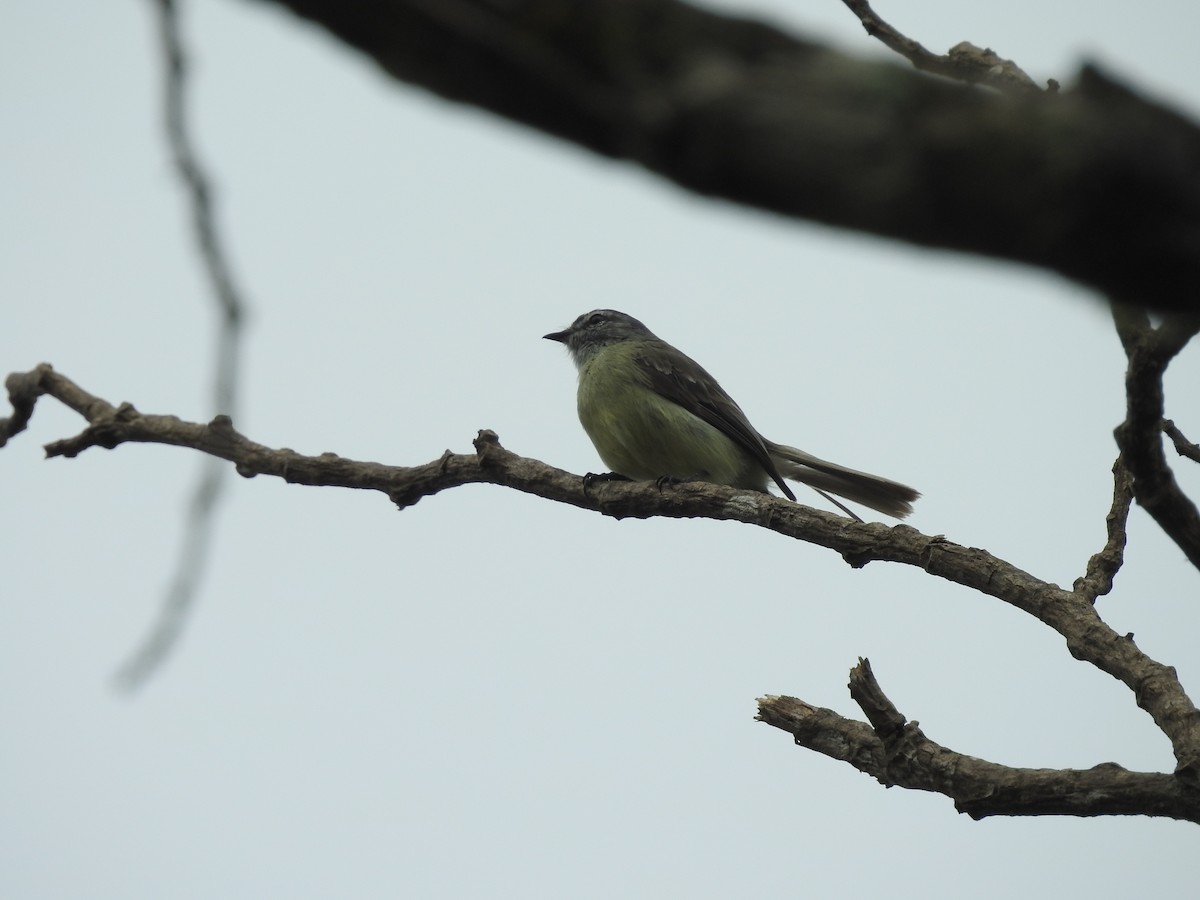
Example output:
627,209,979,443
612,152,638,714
1073,455,1134,603
1112,308,1200,571
1164,419,1200,464
115,0,256,690
839,0,1045,93
155,0,248,346
0,371,43,448
758,661,1198,822
248,0,1200,313
846,657,906,736
7,364,1200,786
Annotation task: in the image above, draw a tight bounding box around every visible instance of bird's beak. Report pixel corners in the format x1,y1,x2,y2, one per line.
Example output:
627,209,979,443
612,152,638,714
543,329,570,343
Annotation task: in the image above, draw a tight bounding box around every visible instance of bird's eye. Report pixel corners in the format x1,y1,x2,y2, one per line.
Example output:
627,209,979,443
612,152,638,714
587,312,606,326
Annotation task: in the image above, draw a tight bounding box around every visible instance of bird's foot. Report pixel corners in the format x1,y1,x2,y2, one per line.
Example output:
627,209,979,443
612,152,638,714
653,472,708,492
583,471,632,495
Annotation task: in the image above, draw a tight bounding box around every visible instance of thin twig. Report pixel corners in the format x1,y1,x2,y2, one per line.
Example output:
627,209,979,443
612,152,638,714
1164,420,1200,464
1073,455,1134,603
116,0,250,690
839,0,1046,93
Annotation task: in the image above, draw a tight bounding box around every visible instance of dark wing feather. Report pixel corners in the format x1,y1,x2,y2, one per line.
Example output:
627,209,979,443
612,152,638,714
632,340,796,500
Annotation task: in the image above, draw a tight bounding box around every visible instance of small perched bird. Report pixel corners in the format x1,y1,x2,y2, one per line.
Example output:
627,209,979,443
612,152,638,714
544,309,918,519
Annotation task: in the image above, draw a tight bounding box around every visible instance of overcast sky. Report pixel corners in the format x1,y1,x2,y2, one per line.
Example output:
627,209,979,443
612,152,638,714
3,1,1199,897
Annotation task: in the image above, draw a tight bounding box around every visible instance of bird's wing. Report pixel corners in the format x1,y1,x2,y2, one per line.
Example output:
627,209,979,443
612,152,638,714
632,340,796,500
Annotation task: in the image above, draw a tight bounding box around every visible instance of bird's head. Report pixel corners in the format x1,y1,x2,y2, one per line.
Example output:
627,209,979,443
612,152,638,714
543,309,655,366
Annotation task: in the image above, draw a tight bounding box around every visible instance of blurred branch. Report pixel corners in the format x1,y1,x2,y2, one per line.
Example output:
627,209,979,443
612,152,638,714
249,0,1200,312
1112,308,1200,571
840,0,1047,93
757,660,1198,822
6,363,1200,817
113,0,252,690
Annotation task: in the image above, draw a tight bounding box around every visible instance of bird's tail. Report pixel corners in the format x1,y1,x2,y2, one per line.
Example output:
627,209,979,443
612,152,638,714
766,441,919,519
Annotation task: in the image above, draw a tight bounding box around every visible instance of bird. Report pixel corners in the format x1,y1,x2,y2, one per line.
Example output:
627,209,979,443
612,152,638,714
544,309,918,519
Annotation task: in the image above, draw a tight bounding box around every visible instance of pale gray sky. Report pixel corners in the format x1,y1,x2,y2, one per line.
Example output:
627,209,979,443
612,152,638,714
3,1,1198,897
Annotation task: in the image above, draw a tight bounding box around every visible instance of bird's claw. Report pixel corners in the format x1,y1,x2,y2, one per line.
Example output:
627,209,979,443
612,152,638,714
582,471,631,495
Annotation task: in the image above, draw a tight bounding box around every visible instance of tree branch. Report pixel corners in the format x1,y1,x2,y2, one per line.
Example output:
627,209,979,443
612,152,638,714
246,0,1200,312
1164,419,1200,464
1072,454,1134,604
115,0,255,690
1112,308,1200,570
757,660,1199,822
840,0,1046,93
6,363,1200,795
